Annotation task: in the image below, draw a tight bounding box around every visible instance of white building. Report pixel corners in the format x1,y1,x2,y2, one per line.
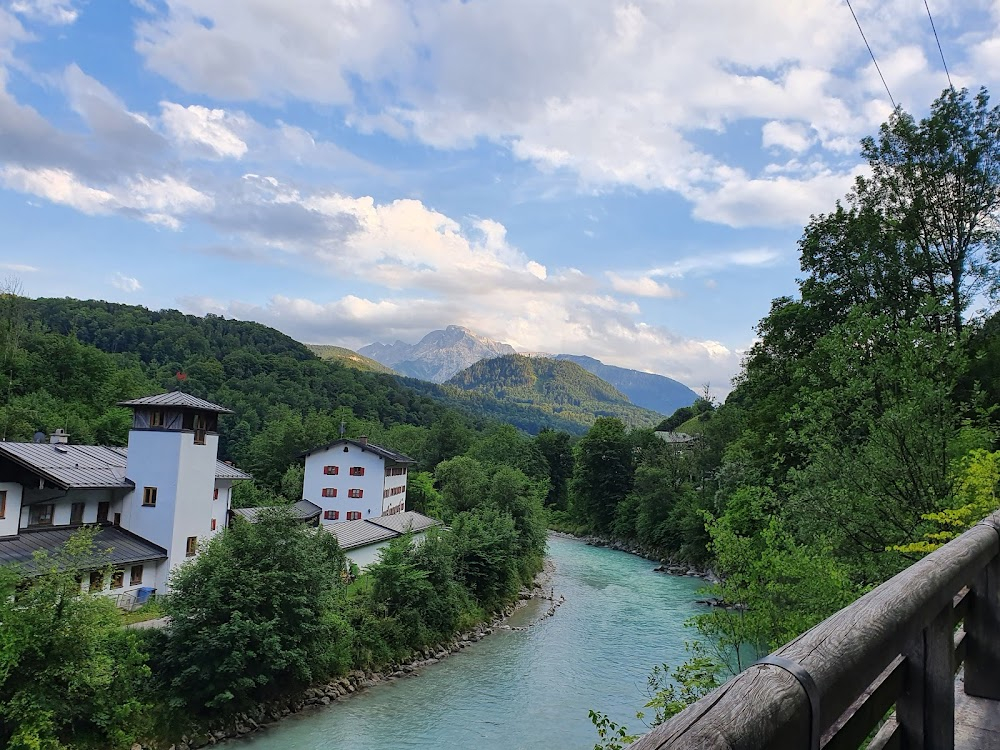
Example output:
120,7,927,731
0,392,251,602
325,511,442,569
300,437,415,524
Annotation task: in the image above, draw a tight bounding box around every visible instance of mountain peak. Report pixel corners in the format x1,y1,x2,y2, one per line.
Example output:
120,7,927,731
360,325,515,383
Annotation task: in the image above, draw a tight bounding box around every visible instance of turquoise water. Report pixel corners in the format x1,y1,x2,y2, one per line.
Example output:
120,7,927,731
239,536,705,750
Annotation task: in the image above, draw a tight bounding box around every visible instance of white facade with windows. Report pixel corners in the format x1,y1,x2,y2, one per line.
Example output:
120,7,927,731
300,437,415,524
0,392,251,600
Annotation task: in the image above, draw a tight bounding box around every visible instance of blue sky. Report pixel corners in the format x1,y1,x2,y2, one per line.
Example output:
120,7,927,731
0,0,995,393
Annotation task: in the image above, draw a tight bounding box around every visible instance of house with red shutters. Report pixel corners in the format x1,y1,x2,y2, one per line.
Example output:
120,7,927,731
299,436,415,524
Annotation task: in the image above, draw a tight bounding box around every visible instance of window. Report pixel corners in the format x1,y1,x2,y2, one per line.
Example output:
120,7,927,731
347,511,362,521
70,502,85,524
97,502,109,523
211,518,217,531
323,510,340,521
384,488,390,498
142,487,157,507
113,513,121,527
110,570,124,589
0,490,6,519
321,488,337,498
89,570,104,591
194,414,207,445
386,466,406,476
323,465,339,475
213,488,219,500
349,466,365,476
130,565,143,586
28,504,54,526
150,410,164,427
348,488,363,499
186,536,197,556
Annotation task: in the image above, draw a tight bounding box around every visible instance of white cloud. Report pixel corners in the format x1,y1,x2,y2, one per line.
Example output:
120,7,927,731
650,249,783,278
132,0,971,228
0,262,38,272
762,121,815,153
606,273,680,299
111,272,142,292
0,165,211,227
10,0,78,25
160,102,249,159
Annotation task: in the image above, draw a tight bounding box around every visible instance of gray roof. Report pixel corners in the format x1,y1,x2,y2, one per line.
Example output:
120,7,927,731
0,443,133,489
326,512,442,551
0,443,251,488
232,499,321,523
326,519,399,550
654,431,699,444
0,525,167,575
214,460,253,480
299,438,415,464
118,392,233,413
368,511,442,535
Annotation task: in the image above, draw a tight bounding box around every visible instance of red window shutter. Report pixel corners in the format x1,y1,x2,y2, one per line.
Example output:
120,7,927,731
333,511,340,520
214,488,219,500
211,518,217,531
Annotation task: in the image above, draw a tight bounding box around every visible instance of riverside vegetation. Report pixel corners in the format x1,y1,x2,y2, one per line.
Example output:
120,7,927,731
4,85,1000,749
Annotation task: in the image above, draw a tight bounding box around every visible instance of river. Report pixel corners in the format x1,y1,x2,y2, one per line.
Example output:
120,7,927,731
238,535,706,750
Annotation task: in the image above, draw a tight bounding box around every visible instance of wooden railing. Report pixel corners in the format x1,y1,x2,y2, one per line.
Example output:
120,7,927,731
629,512,1000,750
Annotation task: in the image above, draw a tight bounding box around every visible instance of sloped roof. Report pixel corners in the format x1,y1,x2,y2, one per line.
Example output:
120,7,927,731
0,525,167,575
326,518,398,550
654,431,699,444
231,499,321,523
367,511,441,535
118,392,233,413
325,512,442,551
0,443,133,489
213,460,253,481
0,443,251,489
299,438,415,464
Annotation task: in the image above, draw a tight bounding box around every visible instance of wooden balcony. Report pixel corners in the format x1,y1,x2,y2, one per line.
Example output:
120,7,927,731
628,512,1000,750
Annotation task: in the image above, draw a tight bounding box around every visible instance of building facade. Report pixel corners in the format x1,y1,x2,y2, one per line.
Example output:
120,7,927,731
300,437,415,524
0,392,251,600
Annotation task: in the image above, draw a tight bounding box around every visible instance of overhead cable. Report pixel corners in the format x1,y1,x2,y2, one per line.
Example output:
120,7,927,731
844,0,898,110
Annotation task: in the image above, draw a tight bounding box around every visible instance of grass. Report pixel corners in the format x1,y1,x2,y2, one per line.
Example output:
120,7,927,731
120,599,165,625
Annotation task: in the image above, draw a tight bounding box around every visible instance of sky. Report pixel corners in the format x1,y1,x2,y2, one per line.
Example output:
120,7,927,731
0,0,996,395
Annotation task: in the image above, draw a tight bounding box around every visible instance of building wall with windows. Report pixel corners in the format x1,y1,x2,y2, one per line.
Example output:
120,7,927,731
0,482,22,537
303,442,403,523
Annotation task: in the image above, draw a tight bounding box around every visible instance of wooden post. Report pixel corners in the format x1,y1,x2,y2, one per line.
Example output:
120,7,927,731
897,603,954,750
965,549,1000,700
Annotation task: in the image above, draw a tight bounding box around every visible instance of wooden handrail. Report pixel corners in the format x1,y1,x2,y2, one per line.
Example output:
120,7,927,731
629,511,1000,750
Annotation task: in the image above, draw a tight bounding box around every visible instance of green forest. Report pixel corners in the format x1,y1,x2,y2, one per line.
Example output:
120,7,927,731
3,85,1000,748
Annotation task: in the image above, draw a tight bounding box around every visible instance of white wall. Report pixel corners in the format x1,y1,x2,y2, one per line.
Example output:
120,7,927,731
0,482,21,537
303,443,387,523
212,479,232,534
345,530,430,570
122,427,219,590
381,468,408,515
85,557,165,602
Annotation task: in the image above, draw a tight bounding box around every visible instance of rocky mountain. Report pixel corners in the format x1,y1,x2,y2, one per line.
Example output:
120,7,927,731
445,354,665,430
360,326,516,383
307,344,396,374
553,354,698,416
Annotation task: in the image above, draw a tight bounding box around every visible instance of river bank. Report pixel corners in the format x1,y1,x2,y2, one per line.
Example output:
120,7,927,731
142,559,563,750
547,529,719,582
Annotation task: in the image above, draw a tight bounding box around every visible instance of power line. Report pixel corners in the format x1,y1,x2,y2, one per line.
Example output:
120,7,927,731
844,0,898,110
922,0,954,90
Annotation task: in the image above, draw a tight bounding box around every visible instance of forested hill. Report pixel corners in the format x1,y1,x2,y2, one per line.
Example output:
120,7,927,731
553,354,698,415
307,344,396,374
444,354,665,430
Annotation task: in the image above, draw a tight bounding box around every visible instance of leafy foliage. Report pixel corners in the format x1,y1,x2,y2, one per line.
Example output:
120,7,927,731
0,530,152,750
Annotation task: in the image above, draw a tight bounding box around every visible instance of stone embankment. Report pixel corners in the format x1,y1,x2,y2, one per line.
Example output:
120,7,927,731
142,562,562,750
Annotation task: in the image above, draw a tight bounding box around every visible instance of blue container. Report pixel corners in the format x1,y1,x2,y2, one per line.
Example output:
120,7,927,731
135,587,155,604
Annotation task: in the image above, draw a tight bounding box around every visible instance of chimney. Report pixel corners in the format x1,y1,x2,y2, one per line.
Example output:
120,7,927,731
358,435,368,447
49,428,70,445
